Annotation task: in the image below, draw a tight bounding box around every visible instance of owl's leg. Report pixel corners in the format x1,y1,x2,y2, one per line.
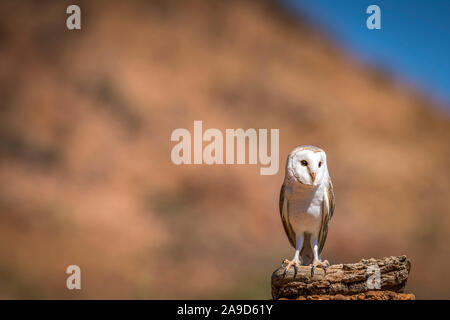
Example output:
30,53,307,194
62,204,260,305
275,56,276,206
282,234,304,279
310,235,330,277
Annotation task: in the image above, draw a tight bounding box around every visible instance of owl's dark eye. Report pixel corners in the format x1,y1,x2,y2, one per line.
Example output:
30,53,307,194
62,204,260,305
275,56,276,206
318,161,322,168
300,160,308,166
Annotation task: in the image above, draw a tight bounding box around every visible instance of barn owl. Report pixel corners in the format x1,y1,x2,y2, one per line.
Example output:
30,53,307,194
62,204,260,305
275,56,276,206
279,145,335,277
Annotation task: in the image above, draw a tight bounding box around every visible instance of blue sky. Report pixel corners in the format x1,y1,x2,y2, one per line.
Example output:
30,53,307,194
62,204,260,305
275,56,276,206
281,0,450,108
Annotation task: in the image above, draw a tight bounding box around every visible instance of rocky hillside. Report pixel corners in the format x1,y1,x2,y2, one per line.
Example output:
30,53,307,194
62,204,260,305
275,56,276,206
0,0,449,298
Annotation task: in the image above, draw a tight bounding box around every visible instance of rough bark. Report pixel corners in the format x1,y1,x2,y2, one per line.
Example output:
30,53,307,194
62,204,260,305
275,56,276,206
271,255,413,300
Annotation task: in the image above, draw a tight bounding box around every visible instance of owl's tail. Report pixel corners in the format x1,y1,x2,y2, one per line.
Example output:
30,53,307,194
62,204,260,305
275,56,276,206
300,233,313,266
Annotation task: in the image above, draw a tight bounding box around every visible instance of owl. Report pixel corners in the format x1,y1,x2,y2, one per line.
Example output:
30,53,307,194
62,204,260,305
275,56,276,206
279,145,335,277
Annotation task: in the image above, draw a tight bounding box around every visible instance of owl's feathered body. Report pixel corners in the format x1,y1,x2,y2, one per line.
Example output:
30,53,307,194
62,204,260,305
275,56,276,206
279,145,335,275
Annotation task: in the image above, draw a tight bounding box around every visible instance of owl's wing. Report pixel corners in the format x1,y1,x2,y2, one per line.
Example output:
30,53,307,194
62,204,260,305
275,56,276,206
280,184,296,248
318,179,335,254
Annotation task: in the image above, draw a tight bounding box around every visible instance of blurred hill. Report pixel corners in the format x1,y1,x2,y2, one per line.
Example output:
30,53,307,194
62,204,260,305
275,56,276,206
0,0,449,299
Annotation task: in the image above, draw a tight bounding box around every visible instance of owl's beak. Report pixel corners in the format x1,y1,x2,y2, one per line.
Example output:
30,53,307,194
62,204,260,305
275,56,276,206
309,172,316,183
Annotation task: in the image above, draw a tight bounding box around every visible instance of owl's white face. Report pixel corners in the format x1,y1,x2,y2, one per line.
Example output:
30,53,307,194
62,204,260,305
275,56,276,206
287,148,328,187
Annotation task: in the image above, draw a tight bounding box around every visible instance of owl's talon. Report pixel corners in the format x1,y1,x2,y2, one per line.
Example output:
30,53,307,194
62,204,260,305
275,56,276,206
281,258,301,279
323,260,330,274
311,259,329,277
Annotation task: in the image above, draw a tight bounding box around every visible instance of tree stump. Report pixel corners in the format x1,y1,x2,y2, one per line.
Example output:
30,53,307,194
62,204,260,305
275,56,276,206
271,255,414,300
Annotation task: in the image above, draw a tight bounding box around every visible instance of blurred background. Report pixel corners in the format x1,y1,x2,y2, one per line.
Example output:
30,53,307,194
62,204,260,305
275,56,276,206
0,0,449,299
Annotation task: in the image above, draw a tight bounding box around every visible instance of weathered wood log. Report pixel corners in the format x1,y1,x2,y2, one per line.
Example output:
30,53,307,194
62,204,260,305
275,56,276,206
271,255,413,300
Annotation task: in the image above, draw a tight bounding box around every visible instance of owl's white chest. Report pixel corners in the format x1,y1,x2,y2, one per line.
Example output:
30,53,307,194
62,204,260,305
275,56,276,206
287,185,324,236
